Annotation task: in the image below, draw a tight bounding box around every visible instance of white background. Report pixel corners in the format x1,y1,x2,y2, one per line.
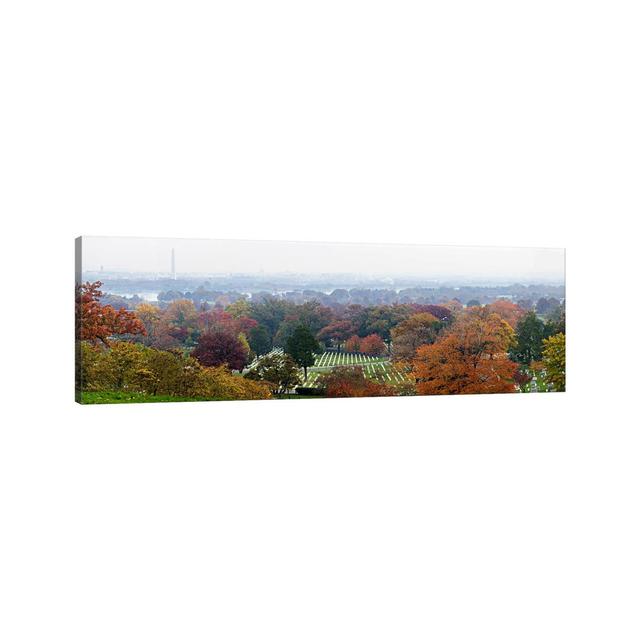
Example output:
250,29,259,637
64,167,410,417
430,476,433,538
1,1,639,638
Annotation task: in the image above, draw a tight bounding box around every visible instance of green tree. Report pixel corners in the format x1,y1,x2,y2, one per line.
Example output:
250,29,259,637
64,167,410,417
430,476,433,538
245,352,302,395
544,303,566,338
272,301,333,347
285,324,319,380
249,297,294,343
247,325,272,356
542,333,565,391
510,311,545,364
361,305,410,344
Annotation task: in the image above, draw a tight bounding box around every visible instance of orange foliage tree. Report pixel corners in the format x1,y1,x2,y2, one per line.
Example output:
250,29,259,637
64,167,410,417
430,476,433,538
344,335,361,353
76,281,146,346
484,300,526,329
135,303,161,346
412,309,517,395
360,334,387,356
390,312,441,361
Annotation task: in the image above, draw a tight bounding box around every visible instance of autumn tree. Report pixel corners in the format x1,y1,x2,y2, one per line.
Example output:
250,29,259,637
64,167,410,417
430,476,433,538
135,303,161,345
132,347,187,396
416,304,452,321
164,299,199,345
192,331,249,370
148,319,182,350
412,310,517,395
360,334,387,356
317,321,353,349
414,338,517,395
197,309,233,333
510,311,545,364
76,281,146,345
92,341,147,389
318,366,394,398
390,312,441,361
542,333,565,391
198,366,271,400
78,343,272,401
225,298,251,318
76,341,101,392
293,301,334,334
197,308,257,337
341,305,369,336
285,324,319,380
344,335,361,353
165,298,198,327
78,341,157,393
238,332,251,360
442,299,464,313
484,299,526,329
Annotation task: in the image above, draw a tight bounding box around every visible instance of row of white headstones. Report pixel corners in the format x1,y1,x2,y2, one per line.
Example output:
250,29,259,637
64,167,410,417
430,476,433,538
247,348,407,387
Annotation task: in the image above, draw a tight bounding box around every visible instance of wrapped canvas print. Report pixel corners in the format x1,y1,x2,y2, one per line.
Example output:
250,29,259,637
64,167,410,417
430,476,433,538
75,237,565,404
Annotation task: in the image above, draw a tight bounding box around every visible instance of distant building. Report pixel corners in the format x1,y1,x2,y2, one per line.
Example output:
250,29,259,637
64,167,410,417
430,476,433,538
171,248,176,280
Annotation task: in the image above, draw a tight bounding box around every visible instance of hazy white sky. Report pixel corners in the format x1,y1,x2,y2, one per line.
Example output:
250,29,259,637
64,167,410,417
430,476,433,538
81,236,565,282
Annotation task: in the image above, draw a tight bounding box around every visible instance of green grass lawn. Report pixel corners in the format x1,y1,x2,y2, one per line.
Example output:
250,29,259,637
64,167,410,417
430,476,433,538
79,391,216,404
248,348,409,389
80,390,319,404
300,359,409,388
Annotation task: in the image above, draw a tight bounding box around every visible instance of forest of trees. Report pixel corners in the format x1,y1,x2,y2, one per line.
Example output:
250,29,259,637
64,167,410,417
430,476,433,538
76,281,565,403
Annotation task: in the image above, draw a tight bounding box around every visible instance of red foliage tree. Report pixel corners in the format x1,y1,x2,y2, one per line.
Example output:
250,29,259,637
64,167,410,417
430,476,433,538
359,334,387,356
317,321,353,346
192,331,249,370
319,366,394,398
76,281,146,346
344,335,362,353
198,309,257,336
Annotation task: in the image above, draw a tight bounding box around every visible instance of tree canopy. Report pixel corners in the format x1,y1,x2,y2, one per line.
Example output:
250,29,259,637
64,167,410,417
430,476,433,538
76,281,146,346
192,331,249,370
285,324,320,379
510,311,545,364
412,310,517,395
542,333,565,391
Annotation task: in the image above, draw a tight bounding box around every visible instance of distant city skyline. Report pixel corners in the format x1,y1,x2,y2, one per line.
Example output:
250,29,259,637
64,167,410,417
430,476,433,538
80,236,565,283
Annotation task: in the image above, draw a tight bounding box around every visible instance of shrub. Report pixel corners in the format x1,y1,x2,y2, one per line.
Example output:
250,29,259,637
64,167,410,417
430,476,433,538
76,340,271,401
